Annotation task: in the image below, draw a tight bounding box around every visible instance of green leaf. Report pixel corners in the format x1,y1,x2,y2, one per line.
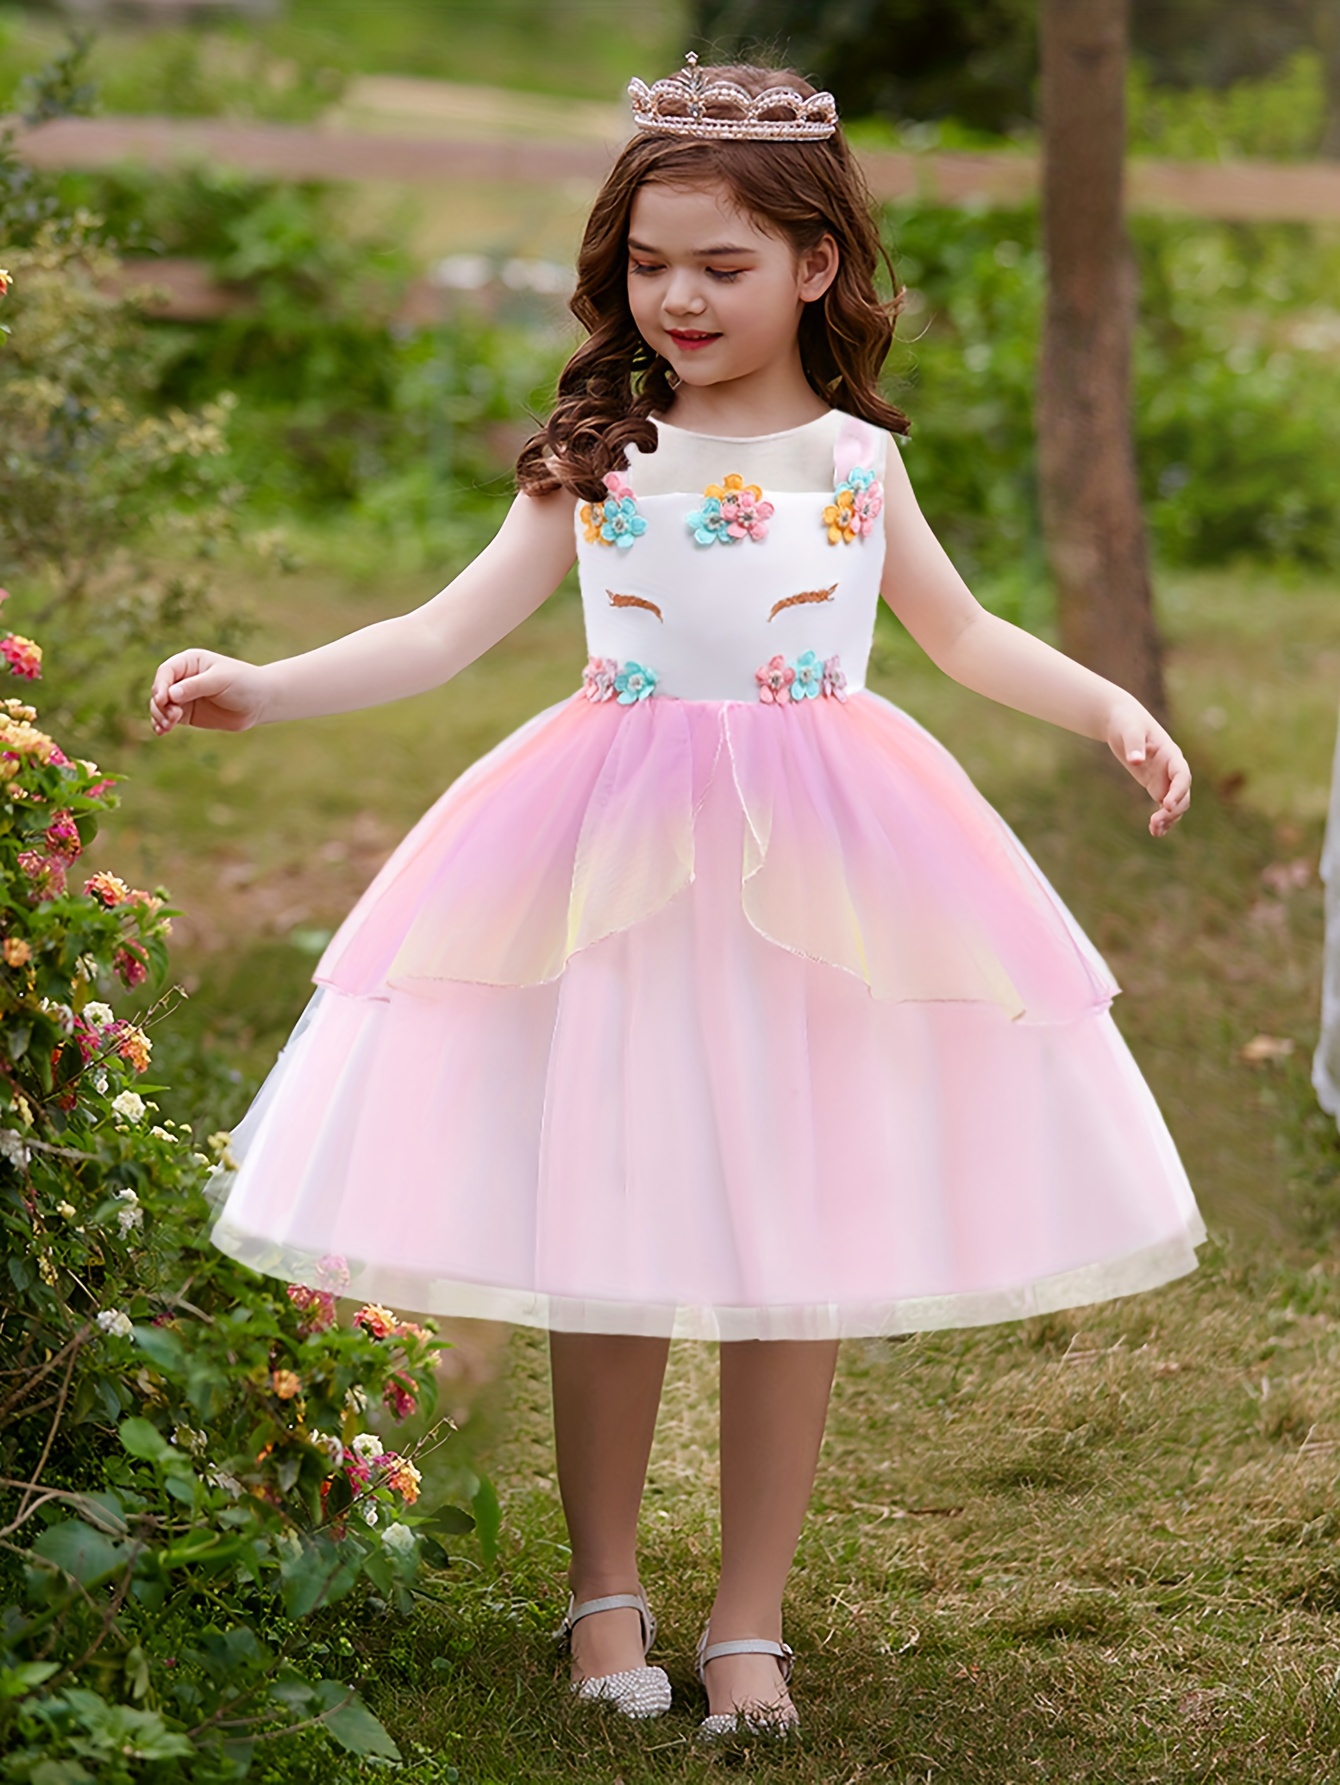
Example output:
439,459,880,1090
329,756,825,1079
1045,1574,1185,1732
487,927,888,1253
471,1476,501,1566
0,1659,60,1699
313,1679,401,1759
131,1323,185,1373
30,1761,95,1785
118,1416,171,1463
30,1519,128,1586
432,1503,475,1537
63,1491,128,1537
279,1534,362,1618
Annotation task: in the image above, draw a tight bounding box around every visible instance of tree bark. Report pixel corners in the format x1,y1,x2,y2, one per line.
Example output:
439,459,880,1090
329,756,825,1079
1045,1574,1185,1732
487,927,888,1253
1037,0,1167,720
1316,0,1340,159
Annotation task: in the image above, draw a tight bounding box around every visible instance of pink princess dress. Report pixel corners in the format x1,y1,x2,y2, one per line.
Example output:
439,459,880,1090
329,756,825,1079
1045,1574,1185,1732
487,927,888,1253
211,409,1205,1339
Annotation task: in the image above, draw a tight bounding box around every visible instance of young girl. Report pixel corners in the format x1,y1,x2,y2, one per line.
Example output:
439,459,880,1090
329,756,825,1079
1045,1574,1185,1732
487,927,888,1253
150,57,1202,1739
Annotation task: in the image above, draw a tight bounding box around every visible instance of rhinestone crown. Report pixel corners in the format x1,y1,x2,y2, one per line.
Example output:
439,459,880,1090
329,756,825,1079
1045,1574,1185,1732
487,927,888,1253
628,52,838,142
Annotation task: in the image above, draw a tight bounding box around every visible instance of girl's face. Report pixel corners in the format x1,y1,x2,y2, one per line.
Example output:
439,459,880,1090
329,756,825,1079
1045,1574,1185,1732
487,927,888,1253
625,179,837,397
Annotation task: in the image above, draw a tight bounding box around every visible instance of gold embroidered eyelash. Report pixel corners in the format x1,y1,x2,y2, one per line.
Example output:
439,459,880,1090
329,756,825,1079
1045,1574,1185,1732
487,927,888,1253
768,583,838,622
607,590,664,620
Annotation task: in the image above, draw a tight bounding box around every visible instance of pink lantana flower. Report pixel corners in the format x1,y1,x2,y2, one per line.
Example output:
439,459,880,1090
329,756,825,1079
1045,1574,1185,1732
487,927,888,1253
287,1283,337,1331
1,635,42,681
44,809,81,862
354,1302,398,1340
85,871,131,907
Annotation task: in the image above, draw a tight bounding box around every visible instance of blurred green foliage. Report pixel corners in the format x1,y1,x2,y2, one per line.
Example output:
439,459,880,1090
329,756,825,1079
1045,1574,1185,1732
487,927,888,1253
886,202,1340,612
0,0,685,111
696,0,1322,134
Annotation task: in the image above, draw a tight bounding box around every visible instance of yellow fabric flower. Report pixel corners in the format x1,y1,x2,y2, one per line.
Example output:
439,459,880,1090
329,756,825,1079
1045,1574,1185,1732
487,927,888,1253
823,487,858,544
704,472,764,505
579,502,604,544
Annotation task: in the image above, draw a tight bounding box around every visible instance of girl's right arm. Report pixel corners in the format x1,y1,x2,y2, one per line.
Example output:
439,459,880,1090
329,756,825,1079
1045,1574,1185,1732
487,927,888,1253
149,488,576,735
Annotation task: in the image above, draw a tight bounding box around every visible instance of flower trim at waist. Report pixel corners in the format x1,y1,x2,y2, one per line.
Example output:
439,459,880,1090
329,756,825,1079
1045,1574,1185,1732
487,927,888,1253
582,652,848,705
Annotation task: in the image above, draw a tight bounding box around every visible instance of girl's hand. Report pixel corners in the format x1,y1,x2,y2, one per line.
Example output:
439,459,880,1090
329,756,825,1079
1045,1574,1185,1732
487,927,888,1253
150,650,267,736
1106,699,1192,838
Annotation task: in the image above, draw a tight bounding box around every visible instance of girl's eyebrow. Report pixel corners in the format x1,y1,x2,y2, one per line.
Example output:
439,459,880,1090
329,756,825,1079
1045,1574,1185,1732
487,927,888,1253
627,238,756,257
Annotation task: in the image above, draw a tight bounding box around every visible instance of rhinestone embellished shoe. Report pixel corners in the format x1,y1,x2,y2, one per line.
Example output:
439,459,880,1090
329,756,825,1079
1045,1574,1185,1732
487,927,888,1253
695,1624,798,1740
556,1587,672,1719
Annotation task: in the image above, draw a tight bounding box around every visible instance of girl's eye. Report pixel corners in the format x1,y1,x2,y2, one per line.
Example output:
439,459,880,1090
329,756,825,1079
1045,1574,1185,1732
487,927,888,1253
629,261,662,277
707,268,743,283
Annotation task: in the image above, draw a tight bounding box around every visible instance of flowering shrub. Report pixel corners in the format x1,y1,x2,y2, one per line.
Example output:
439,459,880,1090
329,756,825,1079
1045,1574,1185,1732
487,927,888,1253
0,650,474,1779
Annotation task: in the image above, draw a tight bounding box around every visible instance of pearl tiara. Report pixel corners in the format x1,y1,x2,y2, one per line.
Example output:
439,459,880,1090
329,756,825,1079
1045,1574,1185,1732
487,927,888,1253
627,52,838,142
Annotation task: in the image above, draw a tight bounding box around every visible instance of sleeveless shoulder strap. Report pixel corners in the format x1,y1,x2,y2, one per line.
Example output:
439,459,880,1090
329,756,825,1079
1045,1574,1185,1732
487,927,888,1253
833,413,888,486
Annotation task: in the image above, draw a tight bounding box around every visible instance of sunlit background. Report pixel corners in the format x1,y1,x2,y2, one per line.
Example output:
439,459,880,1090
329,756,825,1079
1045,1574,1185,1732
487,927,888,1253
6,4,1340,1775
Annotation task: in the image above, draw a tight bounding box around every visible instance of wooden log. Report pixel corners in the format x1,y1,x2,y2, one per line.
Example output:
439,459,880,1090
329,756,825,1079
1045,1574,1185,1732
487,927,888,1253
13,113,1340,221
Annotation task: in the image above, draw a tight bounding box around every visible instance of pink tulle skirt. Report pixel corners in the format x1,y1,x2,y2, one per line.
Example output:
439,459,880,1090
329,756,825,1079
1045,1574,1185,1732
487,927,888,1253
210,691,1204,1339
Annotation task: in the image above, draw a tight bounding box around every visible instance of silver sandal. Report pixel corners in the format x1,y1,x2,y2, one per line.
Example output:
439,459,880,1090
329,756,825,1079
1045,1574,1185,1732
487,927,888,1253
556,1587,672,1719
695,1623,798,1739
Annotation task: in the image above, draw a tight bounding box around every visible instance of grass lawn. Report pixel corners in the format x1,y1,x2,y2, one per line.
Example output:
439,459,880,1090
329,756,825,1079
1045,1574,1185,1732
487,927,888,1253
76,538,1340,1781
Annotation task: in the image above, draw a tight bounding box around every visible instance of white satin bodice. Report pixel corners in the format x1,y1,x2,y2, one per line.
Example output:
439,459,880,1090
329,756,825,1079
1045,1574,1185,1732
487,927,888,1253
574,411,890,704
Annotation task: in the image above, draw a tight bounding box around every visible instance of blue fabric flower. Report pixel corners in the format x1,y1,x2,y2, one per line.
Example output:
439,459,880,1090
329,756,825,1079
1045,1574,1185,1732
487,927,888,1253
686,496,731,546
600,497,647,549
614,661,658,703
789,650,823,700
844,466,876,493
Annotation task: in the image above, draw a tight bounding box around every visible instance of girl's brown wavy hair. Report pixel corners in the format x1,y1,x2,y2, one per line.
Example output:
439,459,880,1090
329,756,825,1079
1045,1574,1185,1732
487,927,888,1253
515,63,908,503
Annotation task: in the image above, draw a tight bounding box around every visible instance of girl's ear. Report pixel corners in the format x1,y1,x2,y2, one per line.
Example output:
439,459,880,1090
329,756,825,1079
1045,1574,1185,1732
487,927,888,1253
798,234,840,304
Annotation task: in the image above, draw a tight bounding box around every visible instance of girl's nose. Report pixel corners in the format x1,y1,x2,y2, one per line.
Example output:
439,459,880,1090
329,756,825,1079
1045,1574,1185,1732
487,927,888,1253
663,274,706,316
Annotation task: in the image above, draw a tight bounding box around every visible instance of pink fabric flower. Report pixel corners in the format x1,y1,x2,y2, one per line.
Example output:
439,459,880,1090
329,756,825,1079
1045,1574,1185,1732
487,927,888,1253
822,654,849,701
581,656,619,702
755,655,796,704
603,472,635,501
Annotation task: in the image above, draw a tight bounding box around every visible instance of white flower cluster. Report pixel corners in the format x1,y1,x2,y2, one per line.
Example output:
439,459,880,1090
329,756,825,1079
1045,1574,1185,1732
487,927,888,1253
350,1432,384,1463
381,1522,417,1557
115,1188,143,1236
0,1128,30,1170
309,1430,344,1464
96,1309,133,1337
111,1090,145,1123
83,1001,115,1028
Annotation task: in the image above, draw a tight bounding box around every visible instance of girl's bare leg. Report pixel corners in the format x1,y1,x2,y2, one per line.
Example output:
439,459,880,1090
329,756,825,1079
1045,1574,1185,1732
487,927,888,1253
549,1331,671,1682
703,1338,839,1718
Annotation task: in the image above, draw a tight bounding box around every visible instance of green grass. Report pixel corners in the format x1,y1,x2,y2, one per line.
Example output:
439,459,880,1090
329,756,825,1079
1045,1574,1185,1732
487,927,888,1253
61,537,1340,1780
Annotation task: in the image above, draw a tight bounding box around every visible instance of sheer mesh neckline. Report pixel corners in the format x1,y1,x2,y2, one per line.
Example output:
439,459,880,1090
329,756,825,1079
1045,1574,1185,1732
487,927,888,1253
651,410,836,445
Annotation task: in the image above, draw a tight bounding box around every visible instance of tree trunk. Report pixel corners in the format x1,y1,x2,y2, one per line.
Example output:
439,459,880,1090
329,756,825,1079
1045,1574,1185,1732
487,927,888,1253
1316,0,1340,159
1037,0,1167,720
1316,712,1340,1129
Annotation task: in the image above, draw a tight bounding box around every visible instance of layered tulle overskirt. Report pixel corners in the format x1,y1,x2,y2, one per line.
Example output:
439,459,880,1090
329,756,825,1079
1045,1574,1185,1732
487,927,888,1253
211,690,1204,1339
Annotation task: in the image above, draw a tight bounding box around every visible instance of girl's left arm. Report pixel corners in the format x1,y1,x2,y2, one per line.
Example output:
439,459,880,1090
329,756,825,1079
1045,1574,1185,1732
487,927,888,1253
878,447,1190,837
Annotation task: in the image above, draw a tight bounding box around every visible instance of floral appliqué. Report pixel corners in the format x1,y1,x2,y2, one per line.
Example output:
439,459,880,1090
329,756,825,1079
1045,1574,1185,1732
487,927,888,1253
687,473,775,546
580,473,647,550
583,656,659,703
615,661,658,703
755,651,849,704
582,656,619,702
823,466,883,545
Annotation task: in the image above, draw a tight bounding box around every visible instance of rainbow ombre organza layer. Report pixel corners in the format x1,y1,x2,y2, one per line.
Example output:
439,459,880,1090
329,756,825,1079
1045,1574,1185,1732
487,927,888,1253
315,688,1117,1025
